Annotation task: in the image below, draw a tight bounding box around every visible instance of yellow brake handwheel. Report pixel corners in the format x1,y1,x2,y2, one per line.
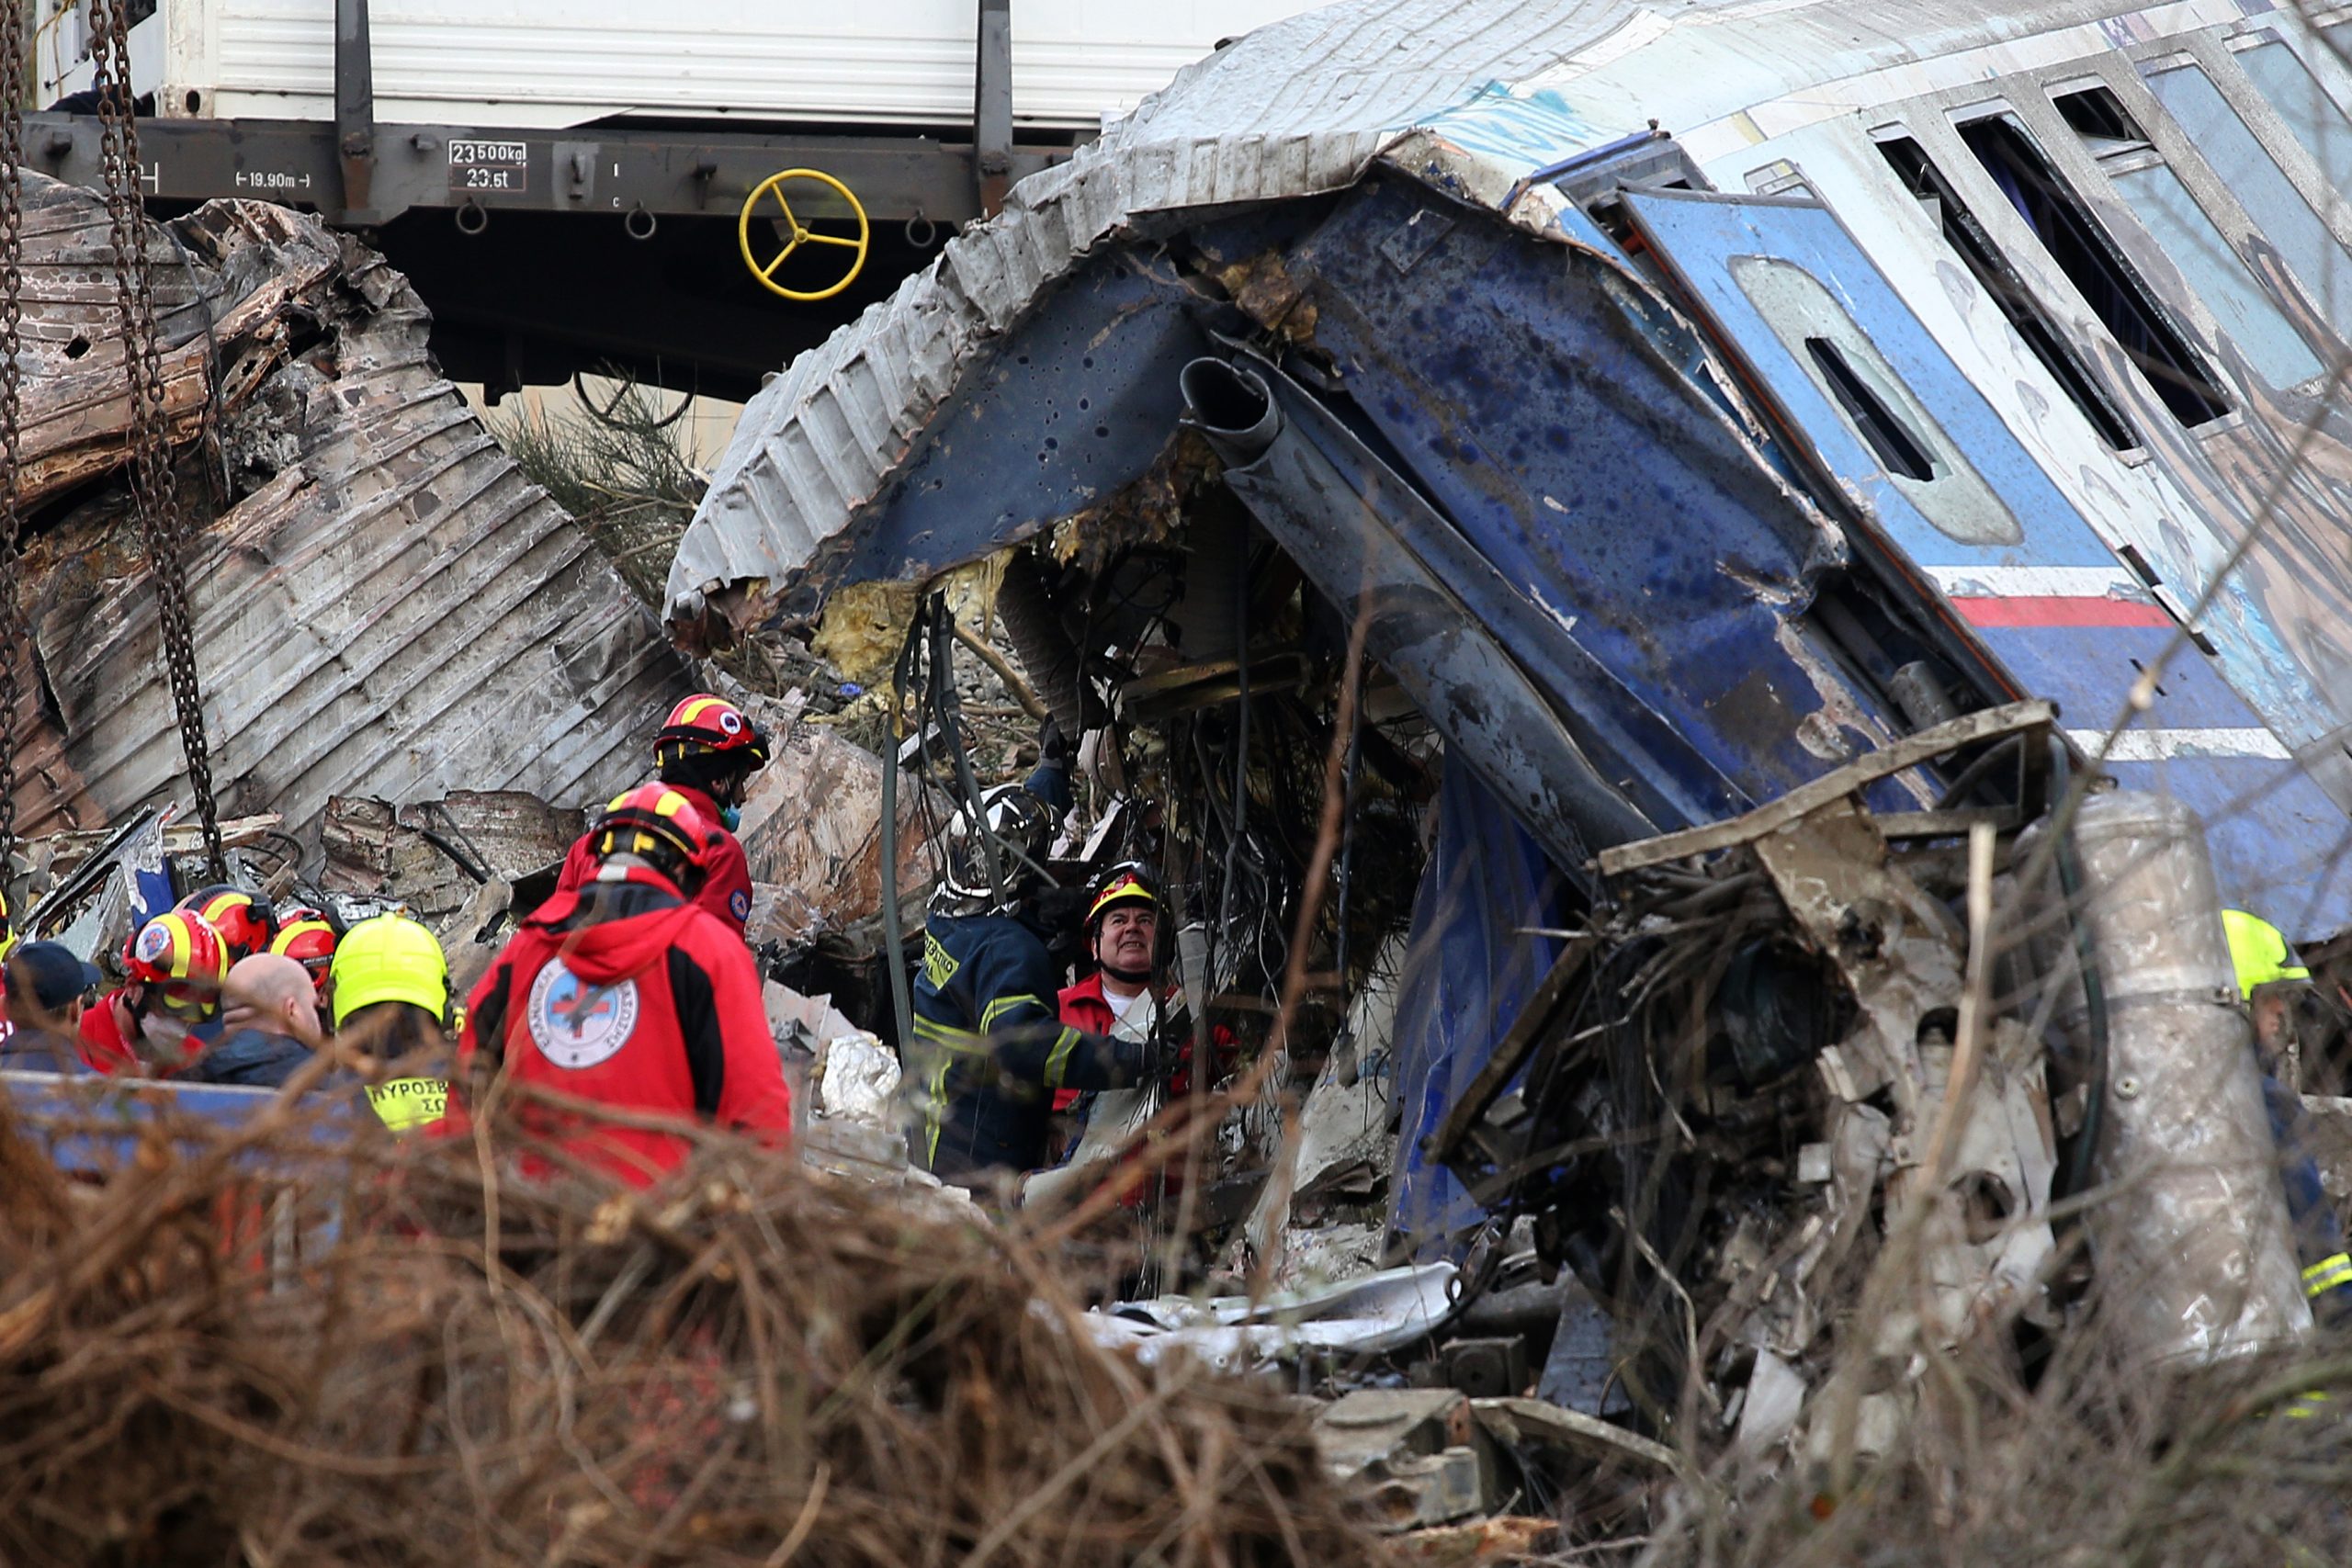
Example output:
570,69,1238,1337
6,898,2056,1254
738,168,871,303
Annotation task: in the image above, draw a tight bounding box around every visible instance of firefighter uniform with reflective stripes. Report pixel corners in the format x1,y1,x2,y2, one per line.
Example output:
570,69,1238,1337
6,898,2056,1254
910,911,1155,1185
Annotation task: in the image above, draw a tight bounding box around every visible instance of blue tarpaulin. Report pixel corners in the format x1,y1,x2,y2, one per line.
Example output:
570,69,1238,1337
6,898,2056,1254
1386,758,1571,1260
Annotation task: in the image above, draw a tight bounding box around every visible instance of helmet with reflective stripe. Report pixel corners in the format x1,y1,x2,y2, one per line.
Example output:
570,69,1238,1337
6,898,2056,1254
933,784,1054,917
2223,908,2311,998
593,784,723,892
654,694,770,771
125,910,229,1021
177,885,275,962
270,913,338,978
330,914,449,1030
1086,863,1159,931
0,886,13,966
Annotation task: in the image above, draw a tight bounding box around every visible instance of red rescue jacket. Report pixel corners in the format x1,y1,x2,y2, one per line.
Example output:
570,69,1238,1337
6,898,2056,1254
555,782,755,937
448,863,790,1187
77,989,143,1075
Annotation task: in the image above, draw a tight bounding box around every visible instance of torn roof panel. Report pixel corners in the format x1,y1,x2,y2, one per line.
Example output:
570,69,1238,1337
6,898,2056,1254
5,177,693,841
666,0,1654,631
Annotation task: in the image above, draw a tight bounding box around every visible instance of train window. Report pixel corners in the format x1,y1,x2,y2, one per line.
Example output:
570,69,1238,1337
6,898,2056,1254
2236,40,2352,222
1875,135,2141,449
1807,339,1936,480
1956,113,2233,425
2143,62,2352,349
2058,82,2326,390
1733,255,2023,545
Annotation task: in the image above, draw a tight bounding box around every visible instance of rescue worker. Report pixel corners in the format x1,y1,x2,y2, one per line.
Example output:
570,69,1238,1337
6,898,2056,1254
2223,908,2352,1325
1,942,99,1074
222,953,328,1053
269,908,338,1014
178,886,277,964
452,784,791,1185
556,694,768,936
180,964,312,1088
0,886,17,1046
1059,864,1168,1041
78,910,230,1075
913,784,1161,1189
331,913,456,1132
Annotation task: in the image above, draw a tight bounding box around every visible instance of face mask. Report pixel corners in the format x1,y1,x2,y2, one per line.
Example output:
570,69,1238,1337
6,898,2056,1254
718,805,742,832
136,1010,195,1065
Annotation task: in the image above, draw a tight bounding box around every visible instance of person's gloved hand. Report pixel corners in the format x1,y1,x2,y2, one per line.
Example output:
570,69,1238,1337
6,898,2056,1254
1037,715,1071,769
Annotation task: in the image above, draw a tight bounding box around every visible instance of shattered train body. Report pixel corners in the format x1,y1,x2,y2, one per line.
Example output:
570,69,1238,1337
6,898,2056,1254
662,0,2352,1463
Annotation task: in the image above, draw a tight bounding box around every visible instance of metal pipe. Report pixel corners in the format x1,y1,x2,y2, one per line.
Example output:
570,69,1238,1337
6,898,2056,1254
1179,355,1655,877
880,626,920,1054
2035,790,2310,1363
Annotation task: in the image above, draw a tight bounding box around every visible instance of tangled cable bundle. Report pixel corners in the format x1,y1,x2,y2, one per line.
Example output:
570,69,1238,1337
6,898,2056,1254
0,1089,1383,1568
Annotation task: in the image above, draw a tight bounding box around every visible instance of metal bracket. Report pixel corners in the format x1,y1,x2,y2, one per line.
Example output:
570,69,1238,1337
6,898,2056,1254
334,0,377,221
1595,700,2056,877
974,0,1012,216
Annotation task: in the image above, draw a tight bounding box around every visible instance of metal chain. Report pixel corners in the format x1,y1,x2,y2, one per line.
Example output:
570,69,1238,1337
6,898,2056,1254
0,0,27,883
90,0,226,879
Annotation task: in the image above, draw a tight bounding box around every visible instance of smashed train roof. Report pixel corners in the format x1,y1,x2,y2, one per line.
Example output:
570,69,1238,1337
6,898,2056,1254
662,0,2158,631
663,0,1658,633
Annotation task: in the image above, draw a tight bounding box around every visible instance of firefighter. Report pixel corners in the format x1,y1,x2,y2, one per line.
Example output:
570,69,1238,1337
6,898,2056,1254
78,909,230,1075
451,784,791,1186
913,784,1161,1189
555,694,769,937
330,913,454,1132
178,886,277,964
269,908,338,1014
2223,908,2352,1324
1059,863,1168,1041
0,887,16,1045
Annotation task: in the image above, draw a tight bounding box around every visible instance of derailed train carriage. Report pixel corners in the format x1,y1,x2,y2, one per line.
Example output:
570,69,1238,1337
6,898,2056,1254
665,0,2352,1433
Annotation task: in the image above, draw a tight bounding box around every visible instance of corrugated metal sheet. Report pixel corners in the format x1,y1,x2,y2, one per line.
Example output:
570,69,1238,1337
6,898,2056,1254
664,0,1649,633
4,176,693,841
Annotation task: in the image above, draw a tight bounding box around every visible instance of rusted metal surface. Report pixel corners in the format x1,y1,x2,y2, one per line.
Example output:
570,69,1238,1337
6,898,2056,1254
3,173,692,841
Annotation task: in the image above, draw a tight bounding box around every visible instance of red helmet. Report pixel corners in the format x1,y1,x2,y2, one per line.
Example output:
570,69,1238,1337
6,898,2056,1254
654,694,770,771
124,910,229,1021
269,910,338,980
593,784,723,891
177,885,275,961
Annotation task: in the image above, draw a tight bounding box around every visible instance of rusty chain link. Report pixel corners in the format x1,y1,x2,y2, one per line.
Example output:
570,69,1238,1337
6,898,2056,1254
90,0,227,881
0,0,27,891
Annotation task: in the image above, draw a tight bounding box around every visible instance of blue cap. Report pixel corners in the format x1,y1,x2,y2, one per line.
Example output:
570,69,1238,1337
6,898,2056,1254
9,942,103,1011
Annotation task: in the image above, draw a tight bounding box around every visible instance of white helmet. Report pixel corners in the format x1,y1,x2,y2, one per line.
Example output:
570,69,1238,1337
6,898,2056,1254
933,784,1055,917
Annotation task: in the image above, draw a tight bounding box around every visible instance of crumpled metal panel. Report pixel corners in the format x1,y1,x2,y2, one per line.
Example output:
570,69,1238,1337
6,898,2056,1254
5,179,692,840
665,0,1650,630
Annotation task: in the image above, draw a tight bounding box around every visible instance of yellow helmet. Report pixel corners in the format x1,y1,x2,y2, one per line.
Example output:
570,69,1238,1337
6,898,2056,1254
2222,908,2310,998
329,913,449,1029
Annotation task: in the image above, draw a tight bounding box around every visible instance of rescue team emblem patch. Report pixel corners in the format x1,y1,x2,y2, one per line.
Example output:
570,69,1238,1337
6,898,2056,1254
730,888,751,921
137,922,174,964
526,960,641,1069
718,709,742,734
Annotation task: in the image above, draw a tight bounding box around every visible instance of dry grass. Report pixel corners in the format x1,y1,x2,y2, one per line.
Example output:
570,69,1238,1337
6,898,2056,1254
0,1081,1385,1568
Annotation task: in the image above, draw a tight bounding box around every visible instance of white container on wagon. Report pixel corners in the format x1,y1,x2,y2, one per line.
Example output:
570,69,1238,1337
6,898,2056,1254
38,0,1325,130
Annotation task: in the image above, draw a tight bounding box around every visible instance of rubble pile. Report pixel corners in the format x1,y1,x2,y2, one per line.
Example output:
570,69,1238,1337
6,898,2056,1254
0,1089,1383,1568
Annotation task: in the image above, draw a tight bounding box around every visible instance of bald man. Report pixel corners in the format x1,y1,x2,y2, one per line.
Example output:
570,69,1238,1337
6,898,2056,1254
221,953,327,1053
